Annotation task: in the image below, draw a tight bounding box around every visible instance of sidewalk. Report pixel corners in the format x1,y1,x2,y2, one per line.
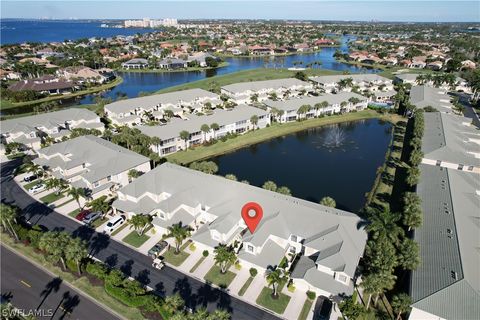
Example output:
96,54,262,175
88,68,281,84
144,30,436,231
282,286,308,319
228,266,251,295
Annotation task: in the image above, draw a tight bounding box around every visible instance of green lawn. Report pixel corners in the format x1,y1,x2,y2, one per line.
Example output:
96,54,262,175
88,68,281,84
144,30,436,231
256,287,291,315
23,179,43,190
238,276,254,296
167,110,403,164
156,68,343,95
203,265,236,289
56,198,74,208
297,298,313,320
119,61,229,74
68,208,81,218
39,192,65,204
110,222,129,236
162,248,190,267
189,256,206,273
122,230,151,248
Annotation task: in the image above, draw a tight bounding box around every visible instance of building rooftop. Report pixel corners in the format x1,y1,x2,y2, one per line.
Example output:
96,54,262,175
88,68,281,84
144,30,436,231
263,92,367,112
410,86,453,113
1,108,101,134
309,73,391,85
410,164,480,319
104,88,219,114
221,78,311,94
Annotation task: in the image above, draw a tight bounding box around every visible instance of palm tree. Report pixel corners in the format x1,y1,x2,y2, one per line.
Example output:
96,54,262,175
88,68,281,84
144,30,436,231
39,231,71,270
88,195,110,219
214,244,237,274
164,293,184,313
265,266,288,298
129,214,153,236
200,124,210,142
67,187,85,210
320,196,336,208
361,273,384,310
179,130,190,149
391,293,412,320
65,237,88,274
164,223,191,254
262,181,277,191
225,174,237,181
250,115,259,130
24,162,44,177
250,93,259,103
150,136,162,154
402,192,422,231
45,178,67,195
366,207,404,245
397,238,420,270
406,166,420,187
276,186,291,196
209,310,231,320
0,204,19,240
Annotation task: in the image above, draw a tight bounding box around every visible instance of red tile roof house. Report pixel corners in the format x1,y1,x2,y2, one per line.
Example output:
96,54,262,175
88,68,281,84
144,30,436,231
8,75,76,95
314,38,336,46
248,45,273,56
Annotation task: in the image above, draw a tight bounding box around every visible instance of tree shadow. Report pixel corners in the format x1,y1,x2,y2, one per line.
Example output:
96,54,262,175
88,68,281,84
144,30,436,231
120,259,134,277
59,291,80,320
217,290,233,313
174,277,196,309
153,281,166,298
37,277,62,309
196,283,219,308
104,254,118,269
135,269,151,286
89,233,110,256
72,225,95,242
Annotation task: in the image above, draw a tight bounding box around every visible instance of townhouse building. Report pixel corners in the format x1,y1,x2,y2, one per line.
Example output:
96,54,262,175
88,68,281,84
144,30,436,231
264,92,368,123
0,109,104,150
113,163,367,298
409,86,455,114
220,78,314,104
104,89,222,126
33,135,151,198
309,74,393,94
138,104,270,155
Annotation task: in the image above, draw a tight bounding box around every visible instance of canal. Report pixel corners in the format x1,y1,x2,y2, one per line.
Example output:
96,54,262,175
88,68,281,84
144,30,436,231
211,118,393,213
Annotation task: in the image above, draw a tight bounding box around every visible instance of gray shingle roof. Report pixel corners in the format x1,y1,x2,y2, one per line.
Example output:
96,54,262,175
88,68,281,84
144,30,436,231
221,78,312,94
309,74,391,85
410,164,480,319
1,108,100,134
104,88,219,114
410,86,453,113
422,112,480,167
263,92,367,112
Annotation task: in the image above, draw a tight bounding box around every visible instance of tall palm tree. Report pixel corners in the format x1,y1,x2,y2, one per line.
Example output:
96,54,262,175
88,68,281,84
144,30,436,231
179,130,190,150
391,293,412,320
366,207,404,245
214,244,237,274
0,204,19,240
129,214,153,236
320,196,336,208
39,231,71,270
402,192,422,231
250,115,259,130
200,124,210,142
209,310,231,320
164,293,184,313
265,266,288,298
67,187,85,210
164,223,191,254
65,237,88,274
361,273,384,310
150,136,162,154
88,196,110,219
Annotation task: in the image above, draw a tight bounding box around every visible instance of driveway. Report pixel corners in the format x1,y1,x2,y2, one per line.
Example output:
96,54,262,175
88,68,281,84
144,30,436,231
1,158,280,320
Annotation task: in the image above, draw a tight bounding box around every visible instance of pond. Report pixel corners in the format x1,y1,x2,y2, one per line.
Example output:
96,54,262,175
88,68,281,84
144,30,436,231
211,118,393,213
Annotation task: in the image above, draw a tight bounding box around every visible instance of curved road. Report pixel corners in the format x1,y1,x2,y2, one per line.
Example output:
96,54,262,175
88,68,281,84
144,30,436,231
0,159,279,320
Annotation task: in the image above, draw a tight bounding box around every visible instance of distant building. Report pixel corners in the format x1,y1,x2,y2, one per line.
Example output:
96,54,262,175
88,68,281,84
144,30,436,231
124,18,178,28
121,58,149,69
8,75,76,95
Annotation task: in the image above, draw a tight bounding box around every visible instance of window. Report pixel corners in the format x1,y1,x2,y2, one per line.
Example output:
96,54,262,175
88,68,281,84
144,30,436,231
159,212,165,219
337,274,348,283
93,181,100,188
107,175,112,182
289,246,296,254
29,132,36,138
247,244,254,253
290,235,297,242
458,164,464,171
82,163,86,169
436,160,442,166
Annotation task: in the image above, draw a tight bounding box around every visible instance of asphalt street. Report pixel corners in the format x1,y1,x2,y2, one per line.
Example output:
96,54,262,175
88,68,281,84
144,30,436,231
0,159,279,320
1,244,120,320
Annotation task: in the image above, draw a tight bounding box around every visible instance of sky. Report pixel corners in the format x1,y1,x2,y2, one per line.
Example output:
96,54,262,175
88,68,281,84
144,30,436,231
1,1,479,22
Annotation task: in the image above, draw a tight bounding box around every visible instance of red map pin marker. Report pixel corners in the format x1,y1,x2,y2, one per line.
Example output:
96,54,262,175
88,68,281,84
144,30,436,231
241,202,263,234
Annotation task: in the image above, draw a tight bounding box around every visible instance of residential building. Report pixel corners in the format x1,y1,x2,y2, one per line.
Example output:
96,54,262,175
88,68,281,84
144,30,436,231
373,89,397,103
0,109,104,150
104,88,221,126
221,78,313,104
138,104,270,155
33,135,151,198
121,58,149,69
8,75,76,95
409,164,480,320
409,86,455,114
309,74,393,94
264,92,368,123
57,66,114,84
112,163,367,298
158,58,188,69
420,112,480,173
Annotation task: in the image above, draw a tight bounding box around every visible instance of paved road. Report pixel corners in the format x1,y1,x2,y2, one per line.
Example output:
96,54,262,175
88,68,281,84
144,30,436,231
1,244,120,320
0,159,279,320
452,92,480,128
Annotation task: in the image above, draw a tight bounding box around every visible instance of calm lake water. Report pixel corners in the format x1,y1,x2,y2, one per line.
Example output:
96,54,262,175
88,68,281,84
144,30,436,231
212,119,393,212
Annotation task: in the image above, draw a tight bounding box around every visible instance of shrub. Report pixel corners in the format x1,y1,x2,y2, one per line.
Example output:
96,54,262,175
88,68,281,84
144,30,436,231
288,283,296,293
104,282,148,308
306,290,316,300
13,224,30,242
28,226,44,248
202,250,209,257
106,269,125,286
189,243,196,251
66,259,78,273
86,261,109,280
249,268,258,278
235,262,242,270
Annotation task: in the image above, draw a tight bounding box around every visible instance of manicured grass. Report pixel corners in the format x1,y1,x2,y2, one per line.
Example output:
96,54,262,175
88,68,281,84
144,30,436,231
162,248,190,267
68,208,81,218
297,298,313,320
91,218,108,229
238,276,254,296
56,198,75,208
23,179,43,190
39,192,65,204
256,287,291,315
110,222,129,236
122,230,151,248
0,77,123,110
203,265,236,289
189,256,206,273
166,110,403,164
0,234,146,320
156,68,343,95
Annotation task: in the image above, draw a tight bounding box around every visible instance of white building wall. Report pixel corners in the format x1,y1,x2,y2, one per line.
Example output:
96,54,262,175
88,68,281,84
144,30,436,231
409,307,446,320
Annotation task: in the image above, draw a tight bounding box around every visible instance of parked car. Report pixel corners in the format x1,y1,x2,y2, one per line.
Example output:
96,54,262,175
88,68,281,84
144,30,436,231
152,257,165,270
83,211,101,225
103,215,126,234
28,184,45,194
148,240,168,258
75,209,91,221
23,174,37,182
313,296,332,320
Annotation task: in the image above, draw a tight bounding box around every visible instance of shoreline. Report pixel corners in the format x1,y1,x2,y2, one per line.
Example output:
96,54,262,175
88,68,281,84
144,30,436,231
215,48,337,59
117,61,230,73
166,110,404,164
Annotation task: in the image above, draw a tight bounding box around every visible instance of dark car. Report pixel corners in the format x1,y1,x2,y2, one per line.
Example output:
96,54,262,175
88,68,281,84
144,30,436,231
148,241,168,258
75,209,91,221
313,295,332,320
23,174,37,182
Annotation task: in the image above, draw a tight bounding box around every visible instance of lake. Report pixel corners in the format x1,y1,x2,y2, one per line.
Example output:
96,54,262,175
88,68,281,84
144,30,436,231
211,119,393,213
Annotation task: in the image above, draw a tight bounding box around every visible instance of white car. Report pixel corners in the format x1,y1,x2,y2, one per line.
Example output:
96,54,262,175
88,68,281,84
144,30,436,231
28,184,46,194
103,215,126,234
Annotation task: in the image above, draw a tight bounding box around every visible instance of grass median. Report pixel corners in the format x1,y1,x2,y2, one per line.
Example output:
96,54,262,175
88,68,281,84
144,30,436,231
203,265,236,289
256,287,291,315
